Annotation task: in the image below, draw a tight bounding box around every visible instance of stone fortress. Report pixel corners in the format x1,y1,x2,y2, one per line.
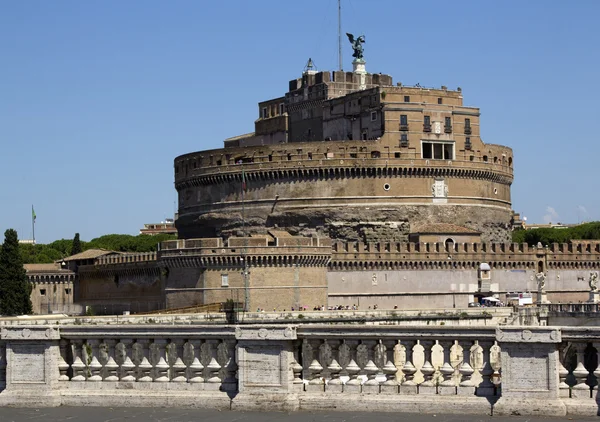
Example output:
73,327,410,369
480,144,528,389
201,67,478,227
175,61,513,244
27,45,600,315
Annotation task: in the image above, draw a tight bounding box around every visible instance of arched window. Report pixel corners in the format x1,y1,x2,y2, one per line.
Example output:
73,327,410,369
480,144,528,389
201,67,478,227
445,238,455,252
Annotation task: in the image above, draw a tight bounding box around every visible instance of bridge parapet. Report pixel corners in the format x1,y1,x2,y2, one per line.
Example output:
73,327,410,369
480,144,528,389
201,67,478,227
1,323,599,416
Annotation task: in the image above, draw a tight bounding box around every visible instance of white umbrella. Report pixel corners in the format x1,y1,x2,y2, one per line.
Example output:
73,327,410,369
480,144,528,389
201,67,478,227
482,296,499,302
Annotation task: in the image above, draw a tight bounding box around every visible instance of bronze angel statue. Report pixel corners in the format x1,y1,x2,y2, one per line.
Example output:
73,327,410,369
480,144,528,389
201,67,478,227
346,33,365,60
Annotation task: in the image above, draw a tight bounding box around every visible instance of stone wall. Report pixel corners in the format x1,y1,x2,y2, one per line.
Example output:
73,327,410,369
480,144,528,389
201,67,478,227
78,264,165,314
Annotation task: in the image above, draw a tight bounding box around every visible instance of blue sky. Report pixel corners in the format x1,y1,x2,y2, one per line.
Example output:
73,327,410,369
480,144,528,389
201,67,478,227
1,0,599,243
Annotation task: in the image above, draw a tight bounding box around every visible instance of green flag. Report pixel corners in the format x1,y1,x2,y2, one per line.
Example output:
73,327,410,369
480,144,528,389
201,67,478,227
32,206,36,222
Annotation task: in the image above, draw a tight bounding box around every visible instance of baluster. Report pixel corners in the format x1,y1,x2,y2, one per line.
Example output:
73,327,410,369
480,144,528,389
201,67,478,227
103,339,119,382
344,339,361,393
476,340,495,396
400,339,418,395
493,344,502,396
188,339,204,383
326,339,343,393
70,339,86,381
291,343,304,391
438,340,456,395
135,339,153,382
220,339,237,392
557,343,570,398
572,342,591,399
153,339,170,382
58,339,70,381
119,339,136,382
205,339,222,389
457,339,476,396
593,342,600,399
381,339,399,394
363,340,381,394
418,340,436,395
306,339,324,392
86,339,103,381
171,339,187,382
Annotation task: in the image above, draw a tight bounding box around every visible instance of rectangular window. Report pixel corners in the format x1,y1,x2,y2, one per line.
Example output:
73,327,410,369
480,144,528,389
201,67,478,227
438,98,443,104
362,132,368,140
464,118,472,134
279,103,285,115
65,288,71,295
422,142,454,160
400,115,408,125
404,96,410,102
423,115,431,132
40,289,46,296
444,116,452,133
465,136,472,150
221,274,229,287
370,111,377,121
400,134,408,143
422,143,432,159
262,107,268,119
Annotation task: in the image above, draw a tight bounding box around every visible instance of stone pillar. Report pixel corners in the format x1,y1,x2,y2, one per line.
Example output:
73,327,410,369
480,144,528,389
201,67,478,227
493,327,565,417
352,59,367,90
232,325,298,412
0,326,61,406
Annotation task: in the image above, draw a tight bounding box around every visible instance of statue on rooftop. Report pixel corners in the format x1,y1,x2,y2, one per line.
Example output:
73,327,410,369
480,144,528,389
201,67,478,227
590,272,598,292
535,272,546,291
346,33,365,61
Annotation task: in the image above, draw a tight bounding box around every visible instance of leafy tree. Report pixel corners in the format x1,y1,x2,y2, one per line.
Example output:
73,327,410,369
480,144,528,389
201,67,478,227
71,233,82,256
512,221,600,245
0,229,32,315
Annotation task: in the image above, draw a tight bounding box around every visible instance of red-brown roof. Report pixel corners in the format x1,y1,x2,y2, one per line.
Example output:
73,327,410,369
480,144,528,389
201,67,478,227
61,249,120,262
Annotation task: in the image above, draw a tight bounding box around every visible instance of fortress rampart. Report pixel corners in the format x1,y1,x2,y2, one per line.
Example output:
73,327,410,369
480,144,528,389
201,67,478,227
175,140,513,243
71,240,600,313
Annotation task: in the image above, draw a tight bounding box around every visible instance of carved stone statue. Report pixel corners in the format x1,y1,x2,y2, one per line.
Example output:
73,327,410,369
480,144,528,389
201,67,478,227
535,272,546,291
590,272,598,292
346,33,365,61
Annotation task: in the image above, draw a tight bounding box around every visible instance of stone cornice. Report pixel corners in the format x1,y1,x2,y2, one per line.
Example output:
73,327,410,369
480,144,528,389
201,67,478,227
176,164,513,191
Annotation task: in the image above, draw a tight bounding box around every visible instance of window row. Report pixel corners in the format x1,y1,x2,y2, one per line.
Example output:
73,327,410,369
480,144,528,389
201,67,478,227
399,115,471,134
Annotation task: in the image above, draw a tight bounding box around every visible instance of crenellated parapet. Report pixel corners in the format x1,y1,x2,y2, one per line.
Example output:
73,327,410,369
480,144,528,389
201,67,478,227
159,237,332,269
79,252,163,280
95,252,158,266
330,240,600,271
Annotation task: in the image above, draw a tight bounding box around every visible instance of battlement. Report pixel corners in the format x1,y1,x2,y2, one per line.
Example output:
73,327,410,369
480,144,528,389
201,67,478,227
330,240,600,271
287,70,393,94
332,240,600,256
94,252,158,266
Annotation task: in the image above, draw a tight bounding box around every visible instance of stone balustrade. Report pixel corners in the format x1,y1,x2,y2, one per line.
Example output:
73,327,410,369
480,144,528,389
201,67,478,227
2,324,600,416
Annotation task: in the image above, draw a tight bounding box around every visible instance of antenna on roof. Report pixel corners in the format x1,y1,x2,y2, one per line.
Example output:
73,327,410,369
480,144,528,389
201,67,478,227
338,0,343,71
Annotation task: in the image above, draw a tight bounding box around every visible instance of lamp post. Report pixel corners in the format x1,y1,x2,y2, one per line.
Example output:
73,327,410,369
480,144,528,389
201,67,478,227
241,256,249,312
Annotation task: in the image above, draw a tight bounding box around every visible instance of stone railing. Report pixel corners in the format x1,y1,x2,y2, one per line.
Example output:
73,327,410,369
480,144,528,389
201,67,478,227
2,324,600,416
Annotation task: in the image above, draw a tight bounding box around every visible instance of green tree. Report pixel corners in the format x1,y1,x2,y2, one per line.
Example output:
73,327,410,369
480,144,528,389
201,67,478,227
71,233,82,256
0,229,32,315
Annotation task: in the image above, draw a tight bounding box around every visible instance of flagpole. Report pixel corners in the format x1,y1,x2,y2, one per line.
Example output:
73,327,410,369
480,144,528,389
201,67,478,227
32,205,36,245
